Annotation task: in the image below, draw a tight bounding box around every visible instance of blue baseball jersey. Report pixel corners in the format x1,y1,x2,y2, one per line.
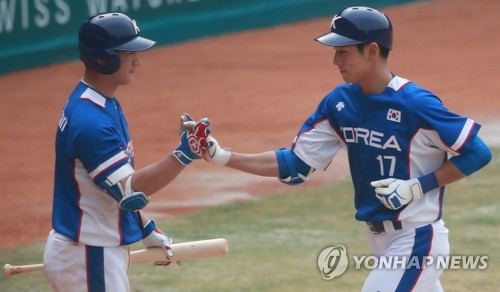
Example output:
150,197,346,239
292,76,480,223
52,81,142,247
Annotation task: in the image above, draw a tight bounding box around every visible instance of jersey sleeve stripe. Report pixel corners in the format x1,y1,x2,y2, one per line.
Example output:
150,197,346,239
450,119,476,152
89,152,128,179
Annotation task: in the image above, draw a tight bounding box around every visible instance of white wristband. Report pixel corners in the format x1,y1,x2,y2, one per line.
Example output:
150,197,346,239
213,148,232,166
205,136,232,165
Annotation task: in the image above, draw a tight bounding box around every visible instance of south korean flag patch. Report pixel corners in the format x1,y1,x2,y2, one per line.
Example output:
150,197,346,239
387,108,401,123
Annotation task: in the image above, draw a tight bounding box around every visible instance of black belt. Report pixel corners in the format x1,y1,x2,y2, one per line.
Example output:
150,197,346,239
366,221,402,234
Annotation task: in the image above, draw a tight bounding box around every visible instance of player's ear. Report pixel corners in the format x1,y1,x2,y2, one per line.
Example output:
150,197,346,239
366,42,379,59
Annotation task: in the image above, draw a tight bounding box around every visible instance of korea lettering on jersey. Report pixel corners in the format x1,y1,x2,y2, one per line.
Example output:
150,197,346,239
292,76,480,223
53,82,141,247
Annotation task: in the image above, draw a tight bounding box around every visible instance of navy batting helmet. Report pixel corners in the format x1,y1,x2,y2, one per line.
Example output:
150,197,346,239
315,6,393,50
78,13,156,74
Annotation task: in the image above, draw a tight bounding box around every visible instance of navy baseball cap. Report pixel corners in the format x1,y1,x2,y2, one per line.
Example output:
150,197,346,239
79,13,155,52
315,6,393,50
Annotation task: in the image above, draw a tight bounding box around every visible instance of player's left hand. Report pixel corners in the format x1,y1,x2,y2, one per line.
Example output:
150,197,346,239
173,113,211,165
371,178,424,210
142,220,176,266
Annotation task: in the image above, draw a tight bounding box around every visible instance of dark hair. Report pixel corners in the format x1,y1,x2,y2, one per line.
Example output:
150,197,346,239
356,43,390,60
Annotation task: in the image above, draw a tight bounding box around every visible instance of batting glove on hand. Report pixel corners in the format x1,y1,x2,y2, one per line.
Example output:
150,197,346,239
204,136,232,166
142,220,175,266
179,113,197,133
173,113,211,165
371,178,424,210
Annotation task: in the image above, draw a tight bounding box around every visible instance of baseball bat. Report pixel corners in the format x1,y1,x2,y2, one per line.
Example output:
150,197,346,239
4,238,228,278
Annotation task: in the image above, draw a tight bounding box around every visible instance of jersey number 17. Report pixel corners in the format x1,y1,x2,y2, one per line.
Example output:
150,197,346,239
376,155,396,176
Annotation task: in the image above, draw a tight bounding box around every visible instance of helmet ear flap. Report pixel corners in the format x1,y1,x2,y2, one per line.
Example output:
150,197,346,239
80,47,121,75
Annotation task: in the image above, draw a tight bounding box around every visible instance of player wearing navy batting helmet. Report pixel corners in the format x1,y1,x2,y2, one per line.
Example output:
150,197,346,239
204,6,491,291
43,12,211,291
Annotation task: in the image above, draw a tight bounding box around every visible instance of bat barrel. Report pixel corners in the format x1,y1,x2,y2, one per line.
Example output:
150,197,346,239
131,238,229,263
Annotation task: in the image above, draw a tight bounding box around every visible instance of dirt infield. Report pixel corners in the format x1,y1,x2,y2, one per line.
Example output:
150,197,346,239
0,0,498,249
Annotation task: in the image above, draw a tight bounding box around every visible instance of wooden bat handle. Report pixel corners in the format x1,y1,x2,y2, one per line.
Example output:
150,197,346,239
4,263,44,278
4,238,228,278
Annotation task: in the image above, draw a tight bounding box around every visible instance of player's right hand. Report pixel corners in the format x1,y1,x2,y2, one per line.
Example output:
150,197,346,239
204,136,232,166
371,178,424,210
173,113,211,165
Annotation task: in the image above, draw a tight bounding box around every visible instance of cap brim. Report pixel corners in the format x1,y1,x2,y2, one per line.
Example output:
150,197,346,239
315,32,362,47
112,36,156,52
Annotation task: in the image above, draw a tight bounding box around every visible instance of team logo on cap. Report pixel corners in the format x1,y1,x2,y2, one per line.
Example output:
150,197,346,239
331,15,342,29
131,19,140,34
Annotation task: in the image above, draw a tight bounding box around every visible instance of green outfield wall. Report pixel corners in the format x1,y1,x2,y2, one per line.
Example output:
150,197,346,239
0,0,416,75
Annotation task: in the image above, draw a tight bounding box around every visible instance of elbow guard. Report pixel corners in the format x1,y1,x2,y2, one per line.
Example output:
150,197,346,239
98,164,150,212
275,148,314,185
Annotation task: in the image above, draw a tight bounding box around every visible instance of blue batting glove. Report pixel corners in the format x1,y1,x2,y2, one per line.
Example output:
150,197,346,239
173,116,211,165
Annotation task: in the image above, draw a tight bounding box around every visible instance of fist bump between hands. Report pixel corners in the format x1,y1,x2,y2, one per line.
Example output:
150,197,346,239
173,113,211,165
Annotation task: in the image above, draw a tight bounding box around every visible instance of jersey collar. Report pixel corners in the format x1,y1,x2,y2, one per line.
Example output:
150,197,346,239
80,82,107,108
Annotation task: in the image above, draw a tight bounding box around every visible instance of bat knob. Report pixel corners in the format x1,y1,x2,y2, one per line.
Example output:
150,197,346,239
4,264,12,277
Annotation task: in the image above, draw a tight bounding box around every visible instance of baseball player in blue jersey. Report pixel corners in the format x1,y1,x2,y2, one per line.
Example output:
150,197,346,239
42,13,211,291
203,6,492,291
